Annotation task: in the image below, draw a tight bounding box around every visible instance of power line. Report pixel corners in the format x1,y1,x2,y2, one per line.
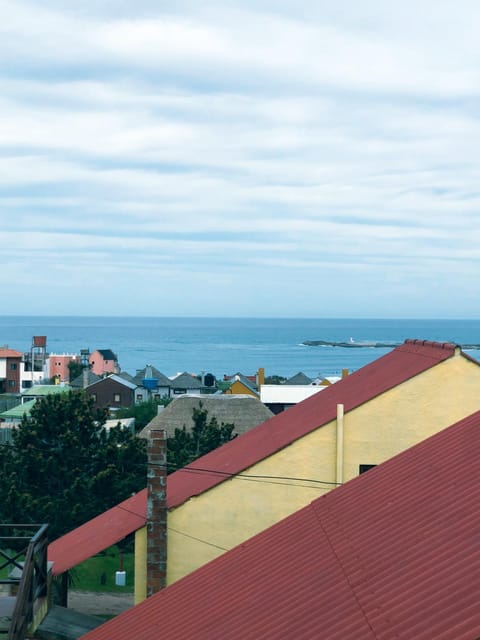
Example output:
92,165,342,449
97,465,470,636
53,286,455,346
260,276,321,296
167,527,228,551
115,504,229,552
153,461,342,487
0,440,341,488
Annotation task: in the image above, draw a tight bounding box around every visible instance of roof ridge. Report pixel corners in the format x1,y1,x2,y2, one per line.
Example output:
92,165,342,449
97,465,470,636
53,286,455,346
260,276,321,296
403,338,457,350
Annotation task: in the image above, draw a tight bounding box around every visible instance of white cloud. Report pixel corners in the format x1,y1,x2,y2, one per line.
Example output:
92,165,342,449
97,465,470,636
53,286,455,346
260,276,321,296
1,0,480,316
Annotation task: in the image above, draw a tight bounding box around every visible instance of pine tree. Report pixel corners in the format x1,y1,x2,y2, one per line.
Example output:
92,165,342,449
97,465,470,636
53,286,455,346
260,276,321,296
0,391,146,541
167,404,236,471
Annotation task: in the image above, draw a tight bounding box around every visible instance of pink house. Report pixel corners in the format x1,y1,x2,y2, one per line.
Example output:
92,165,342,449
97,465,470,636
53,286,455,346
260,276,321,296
48,354,80,383
88,349,119,376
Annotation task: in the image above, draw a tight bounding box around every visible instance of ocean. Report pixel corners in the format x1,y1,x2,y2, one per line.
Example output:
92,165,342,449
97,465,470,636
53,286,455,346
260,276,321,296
1,316,479,380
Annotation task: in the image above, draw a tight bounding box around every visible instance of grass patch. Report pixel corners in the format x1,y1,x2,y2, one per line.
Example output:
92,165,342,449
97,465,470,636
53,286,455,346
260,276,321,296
70,545,134,593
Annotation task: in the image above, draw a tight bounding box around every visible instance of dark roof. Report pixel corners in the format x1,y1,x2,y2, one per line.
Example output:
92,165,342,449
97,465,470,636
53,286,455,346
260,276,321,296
96,349,117,361
86,374,137,391
285,371,312,385
82,408,480,640
170,372,203,390
116,371,136,384
48,340,467,575
70,371,100,388
133,366,171,387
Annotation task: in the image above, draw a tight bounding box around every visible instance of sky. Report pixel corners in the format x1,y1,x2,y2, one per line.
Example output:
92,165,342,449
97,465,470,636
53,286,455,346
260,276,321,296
1,0,480,318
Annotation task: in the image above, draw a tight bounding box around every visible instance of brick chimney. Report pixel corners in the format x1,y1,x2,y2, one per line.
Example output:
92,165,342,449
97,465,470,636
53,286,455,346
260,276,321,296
146,429,167,596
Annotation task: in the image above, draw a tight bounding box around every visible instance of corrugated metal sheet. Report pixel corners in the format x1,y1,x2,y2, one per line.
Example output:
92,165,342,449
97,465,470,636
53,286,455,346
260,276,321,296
47,490,147,575
48,340,462,575
82,409,480,640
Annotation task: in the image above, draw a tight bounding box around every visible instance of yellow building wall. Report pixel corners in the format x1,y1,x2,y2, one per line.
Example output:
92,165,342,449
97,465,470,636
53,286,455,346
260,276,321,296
134,527,147,604
135,351,480,597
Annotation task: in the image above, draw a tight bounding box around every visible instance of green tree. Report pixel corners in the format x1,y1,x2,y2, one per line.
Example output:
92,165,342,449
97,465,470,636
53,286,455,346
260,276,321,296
167,404,237,471
67,359,86,382
116,397,171,433
0,391,146,541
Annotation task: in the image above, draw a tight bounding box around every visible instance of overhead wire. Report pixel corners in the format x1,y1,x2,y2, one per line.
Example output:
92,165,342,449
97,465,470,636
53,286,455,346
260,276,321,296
115,503,229,552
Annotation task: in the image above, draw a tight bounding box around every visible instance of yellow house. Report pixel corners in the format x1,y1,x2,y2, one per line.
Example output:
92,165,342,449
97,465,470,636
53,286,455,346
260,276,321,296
223,368,264,397
48,340,480,604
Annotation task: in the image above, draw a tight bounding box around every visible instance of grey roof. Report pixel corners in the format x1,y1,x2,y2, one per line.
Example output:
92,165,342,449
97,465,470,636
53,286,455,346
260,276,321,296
70,371,101,388
228,374,259,396
285,372,312,385
228,373,258,390
133,365,172,387
139,394,274,439
117,371,136,384
87,374,138,391
170,372,203,390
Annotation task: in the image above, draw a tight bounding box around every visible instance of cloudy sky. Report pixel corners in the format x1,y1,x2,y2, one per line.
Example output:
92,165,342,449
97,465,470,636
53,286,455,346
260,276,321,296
2,0,480,318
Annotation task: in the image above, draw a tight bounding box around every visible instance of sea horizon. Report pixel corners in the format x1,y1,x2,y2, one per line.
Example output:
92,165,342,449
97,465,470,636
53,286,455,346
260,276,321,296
1,316,479,380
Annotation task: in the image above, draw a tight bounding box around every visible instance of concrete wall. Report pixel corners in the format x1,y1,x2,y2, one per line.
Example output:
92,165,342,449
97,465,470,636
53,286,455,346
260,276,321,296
134,350,480,599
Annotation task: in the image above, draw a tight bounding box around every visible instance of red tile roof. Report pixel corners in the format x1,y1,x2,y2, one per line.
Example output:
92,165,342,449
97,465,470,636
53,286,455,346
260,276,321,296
0,349,22,358
82,408,480,640
48,339,466,574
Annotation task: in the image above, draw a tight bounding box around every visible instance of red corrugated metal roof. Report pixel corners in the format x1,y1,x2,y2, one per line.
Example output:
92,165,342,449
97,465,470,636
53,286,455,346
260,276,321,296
82,408,480,640
48,339,465,574
47,490,147,575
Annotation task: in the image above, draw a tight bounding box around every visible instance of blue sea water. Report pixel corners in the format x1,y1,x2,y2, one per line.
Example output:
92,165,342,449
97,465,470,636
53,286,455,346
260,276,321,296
0,316,479,380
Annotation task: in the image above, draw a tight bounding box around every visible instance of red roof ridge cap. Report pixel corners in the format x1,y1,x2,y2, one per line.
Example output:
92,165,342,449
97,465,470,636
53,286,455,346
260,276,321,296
403,338,457,351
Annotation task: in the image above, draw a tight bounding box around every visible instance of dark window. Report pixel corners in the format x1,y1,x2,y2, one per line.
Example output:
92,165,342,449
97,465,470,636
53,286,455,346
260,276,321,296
8,380,16,388
359,464,376,475
10,363,17,370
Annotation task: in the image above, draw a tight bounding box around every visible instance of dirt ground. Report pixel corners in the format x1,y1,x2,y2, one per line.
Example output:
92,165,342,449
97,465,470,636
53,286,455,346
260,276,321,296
68,590,134,617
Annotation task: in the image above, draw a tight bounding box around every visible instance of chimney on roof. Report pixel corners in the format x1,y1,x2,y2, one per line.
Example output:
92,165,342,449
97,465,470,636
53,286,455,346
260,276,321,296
342,368,349,379
256,367,265,388
147,429,167,597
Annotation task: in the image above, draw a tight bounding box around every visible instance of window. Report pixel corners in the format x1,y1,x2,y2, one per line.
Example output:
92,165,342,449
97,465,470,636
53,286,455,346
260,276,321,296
136,394,143,402
91,393,97,402
114,393,121,402
154,394,161,401
10,363,17,370
359,464,376,475
8,380,16,388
